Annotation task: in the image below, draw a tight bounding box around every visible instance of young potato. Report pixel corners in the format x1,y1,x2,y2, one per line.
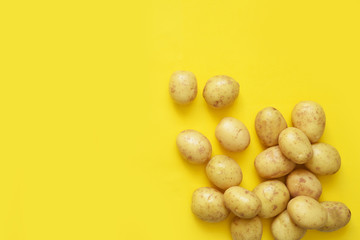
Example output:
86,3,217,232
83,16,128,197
292,101,326,143
287,196,328,229
253,180,290,218
286,169,322,200
215,117,250,152
231,216,263,240
224,186,262,219
305,143,341,175
176,129,212,164
255,107,287,147
278,127,313,164
206,155,243,190
202,75,239,108
191,187,229,222
254,146,296,179
318,201,351,232
271,210,307,240
169,70,197,104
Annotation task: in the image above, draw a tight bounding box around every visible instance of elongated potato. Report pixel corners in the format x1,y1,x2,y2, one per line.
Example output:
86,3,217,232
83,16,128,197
286,169,322,200
231,217,263,240
305,143,341,175
203,75,239,108
271,210,307,240
169,70,197,104
318,201,351,232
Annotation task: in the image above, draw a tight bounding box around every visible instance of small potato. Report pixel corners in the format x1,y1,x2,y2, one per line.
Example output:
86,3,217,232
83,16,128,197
253,180,290,218
215,117,250,152
203,75,239,108
278,127,313,164
287,196,328,229
231,216,263,240
286,169,322,200
176,130,212,164
292,101,326,143
305,143,341,175
206,155,243,190
191,187,229,222
271,210,307,240
224,186,262,219
255,107,287,147
254,146,296,179
318,201,351,232
169,70,197,104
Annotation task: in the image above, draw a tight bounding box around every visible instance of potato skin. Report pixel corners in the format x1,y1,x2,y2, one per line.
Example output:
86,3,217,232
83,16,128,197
203,75,239,108
169,70,197,104
215,117,250,152
255,107,287,147
291,101,326,143
305,143,341,175
286,169,322,200
224,186,262,219
278,127,313,164
191,187,229,222
254,146,296,179
271,210,307,240
231,216,263,240
176,130,212,164
318,201,351,232
206,155,243,190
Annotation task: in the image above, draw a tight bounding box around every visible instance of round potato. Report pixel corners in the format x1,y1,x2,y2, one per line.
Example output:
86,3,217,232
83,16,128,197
253,180,290,218
278,127,313,164
203,75,239,108
271,210,307,240
206,155,243,190
255,107,287,147
286,169,322,200
191,187,229,222
287,196,327,229
169,70,197,104
292,101,326,143
224,186,262,219
215,117,250,152
231,216,263,240
318,201,351,232
254,146,296,179
176,130,212,164
305,143,341,175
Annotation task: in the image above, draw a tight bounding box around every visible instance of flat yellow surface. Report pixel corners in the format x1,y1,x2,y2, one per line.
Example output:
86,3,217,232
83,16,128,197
0,0,360,239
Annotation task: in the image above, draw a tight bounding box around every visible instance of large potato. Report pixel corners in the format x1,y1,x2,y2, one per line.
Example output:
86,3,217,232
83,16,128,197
206,155,243,190
254,146,296,179
305,143,341,175
255,107,287,147
231,216,263,240
215,117,250,152
191,187,229,222
318,201,351,232
176,129,212,164
271,210,307,240
253,180,290,218
286,169,322,200
278,127,313,164
291,101,326,143
169,70,197,104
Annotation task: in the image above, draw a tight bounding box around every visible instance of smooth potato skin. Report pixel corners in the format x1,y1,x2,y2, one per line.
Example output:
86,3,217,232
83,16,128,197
231,217,263,240
286,169,322,200
319,201,351,232
169,70,197,104
271,210,306,240
203,75,239,108
305,143,341,175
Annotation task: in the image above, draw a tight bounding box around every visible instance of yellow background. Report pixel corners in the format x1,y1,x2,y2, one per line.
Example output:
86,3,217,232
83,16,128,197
0,0,359,239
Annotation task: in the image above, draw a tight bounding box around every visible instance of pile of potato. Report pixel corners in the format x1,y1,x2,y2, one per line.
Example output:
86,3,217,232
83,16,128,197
170,71,351,240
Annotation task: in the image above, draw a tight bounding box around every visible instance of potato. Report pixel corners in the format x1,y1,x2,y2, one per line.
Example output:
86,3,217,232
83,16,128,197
224,186,262,219
287,196,327,229
255,107,287,147
254,146,296,179
206,155,243,190
253,180,290,218
231,216,263,240
191,187,229,222
169,70,197,104
203,75,239,108
291,101,326,143
305,143,341,175
271,210,307,240
286,169,322,200
278,127,313,164
215,117,250,152
176,130,212,164
318,201,351,232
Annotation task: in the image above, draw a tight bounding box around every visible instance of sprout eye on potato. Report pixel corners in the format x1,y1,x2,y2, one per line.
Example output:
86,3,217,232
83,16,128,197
169,70,197,104
231,216,263,240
